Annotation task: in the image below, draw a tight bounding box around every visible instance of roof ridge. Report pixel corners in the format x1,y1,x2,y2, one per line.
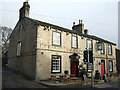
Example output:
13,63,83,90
25,17,116,45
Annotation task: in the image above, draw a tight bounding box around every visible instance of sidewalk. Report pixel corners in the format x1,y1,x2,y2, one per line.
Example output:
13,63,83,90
38,76,119,88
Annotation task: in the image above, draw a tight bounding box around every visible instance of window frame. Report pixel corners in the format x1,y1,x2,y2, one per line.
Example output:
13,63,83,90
108,60,113,72
52,31,61,46
108,44,112,55
101,43,105,54
17,41,21,56
87,39,92,50
51,55,61,73
71,35,78,48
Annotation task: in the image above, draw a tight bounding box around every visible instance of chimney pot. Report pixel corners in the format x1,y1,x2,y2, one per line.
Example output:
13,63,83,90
79,20,81,24
81,20,83,24
73,22,75,26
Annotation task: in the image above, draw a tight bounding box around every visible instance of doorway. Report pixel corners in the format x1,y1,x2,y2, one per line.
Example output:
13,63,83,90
69,53,80,77
71,61,79,76
101,60,105,77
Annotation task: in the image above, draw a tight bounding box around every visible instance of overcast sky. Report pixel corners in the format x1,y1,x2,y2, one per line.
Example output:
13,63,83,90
0,0,119,48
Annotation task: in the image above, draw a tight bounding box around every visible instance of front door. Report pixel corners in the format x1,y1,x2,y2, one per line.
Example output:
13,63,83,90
71,61,76,76
101,60,105,77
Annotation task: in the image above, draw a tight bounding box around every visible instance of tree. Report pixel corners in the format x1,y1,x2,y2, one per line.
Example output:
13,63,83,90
0,26,13,53
0,26,13,65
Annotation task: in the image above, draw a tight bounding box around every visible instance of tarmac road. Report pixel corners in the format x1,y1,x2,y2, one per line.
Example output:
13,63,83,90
2,66,120,89
2,66,48,88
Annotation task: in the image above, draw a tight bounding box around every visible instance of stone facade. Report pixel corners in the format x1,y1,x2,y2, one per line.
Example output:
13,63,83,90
8,1,117,81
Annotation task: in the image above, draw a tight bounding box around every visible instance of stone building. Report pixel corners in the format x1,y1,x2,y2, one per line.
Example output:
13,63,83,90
116,49,120,74
8,1,117,81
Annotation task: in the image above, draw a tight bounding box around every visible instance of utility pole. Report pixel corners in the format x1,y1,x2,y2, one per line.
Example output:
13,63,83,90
87,48,94,88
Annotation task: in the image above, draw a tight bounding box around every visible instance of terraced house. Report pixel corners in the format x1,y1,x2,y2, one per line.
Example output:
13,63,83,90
8,1,117,81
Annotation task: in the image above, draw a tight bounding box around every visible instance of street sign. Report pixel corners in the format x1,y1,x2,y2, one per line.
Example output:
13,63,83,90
87,63,93,73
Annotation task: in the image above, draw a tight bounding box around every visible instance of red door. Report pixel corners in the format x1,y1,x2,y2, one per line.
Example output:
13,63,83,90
71,61,76,76
101,62,105,77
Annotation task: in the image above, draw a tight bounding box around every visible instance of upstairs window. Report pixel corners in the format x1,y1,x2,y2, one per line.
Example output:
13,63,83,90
52,31,61,46
17,41,21,56
108,44,112,55
51,55,61,73
87,40,92,50
72,36,78,48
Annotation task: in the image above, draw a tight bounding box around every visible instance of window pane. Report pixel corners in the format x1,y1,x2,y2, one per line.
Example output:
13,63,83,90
52,55,61,73
87,40,92,50
72,36,77,48
17,42,21,56
109,61,113,72
53,32,61,46
108,45,112,55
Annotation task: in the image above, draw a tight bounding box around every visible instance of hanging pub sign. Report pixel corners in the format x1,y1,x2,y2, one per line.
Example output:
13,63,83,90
97,42,102,50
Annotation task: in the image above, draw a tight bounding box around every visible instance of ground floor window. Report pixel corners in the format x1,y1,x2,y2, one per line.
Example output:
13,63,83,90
51,55,61,73
109,60,113,72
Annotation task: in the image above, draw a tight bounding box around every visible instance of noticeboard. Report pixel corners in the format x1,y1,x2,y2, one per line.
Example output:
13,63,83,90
87,63,93,73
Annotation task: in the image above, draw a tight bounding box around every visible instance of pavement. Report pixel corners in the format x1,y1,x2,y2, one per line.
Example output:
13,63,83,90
2,66,120,89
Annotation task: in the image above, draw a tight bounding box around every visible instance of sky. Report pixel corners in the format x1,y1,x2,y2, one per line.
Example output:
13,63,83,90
0,0,119,49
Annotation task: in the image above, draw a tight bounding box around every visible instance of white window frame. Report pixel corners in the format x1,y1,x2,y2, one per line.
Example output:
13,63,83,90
17,42,21,56
108,44,112,55
72,36,78,48
51,55,61,73
52,31,61,46
109,60,113,72
87,40,92,50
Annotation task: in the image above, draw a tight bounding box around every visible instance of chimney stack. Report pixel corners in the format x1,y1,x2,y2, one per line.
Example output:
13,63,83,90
84,29,88,34
72,20,84,34
19,1,30,20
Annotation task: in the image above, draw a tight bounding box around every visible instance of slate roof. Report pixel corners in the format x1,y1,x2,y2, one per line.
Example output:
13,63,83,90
26,17,116,45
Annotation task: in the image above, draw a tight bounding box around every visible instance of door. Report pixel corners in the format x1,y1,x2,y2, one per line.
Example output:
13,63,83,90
101,60,105,77
71,61,76,76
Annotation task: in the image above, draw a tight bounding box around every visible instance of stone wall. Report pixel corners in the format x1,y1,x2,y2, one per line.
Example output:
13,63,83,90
8,18,37,79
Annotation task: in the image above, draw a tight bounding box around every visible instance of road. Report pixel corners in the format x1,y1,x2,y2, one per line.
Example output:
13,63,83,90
2,67,48,88
2,66,120,89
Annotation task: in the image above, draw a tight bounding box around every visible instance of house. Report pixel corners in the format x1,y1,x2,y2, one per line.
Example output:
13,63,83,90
116,49,120,74
8,1,117,81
